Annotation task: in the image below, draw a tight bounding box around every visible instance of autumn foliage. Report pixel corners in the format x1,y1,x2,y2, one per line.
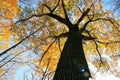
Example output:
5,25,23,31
0,0,120,80
0,0,20,50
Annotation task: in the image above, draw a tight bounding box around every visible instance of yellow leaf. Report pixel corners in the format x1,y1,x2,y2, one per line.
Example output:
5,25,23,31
0,68,4,75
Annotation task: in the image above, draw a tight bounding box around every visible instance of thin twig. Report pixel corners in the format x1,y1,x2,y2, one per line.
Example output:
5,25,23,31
85,30,103,65
0,27,42,56
0,50,28,68
0,54,11,63
41,58,51,80
75,8,91,26
0,63,15,78
96,40,120,45
61,0,68,19
39,39,56,63
58,38,62,53
51,0,60,13
43,4,52,12
76,5,83,13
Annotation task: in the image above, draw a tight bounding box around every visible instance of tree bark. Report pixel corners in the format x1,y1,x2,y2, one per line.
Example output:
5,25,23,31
53,31,91,80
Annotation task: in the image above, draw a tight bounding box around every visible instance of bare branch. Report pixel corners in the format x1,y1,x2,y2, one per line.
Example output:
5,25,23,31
60,0,73,29
76,5,94,20
0,54,11,63
58,38,62,53
48,13,66,24
83,36,96,40
97,40,120,44
92,18,120,33
0,50,28,68
43,4,52,12
80,19,92,32
0,7,69,61
51,32,69,38
94,41,103,64
0,63,15,78
61,0,68,19
41,58,51,80
16,13,67,27
15,13,48,24
75,8,91,26
43,0,60,13
85,30,103,64
76,5,83,13
80,16,119,33
51,0,60,13
39,39,56,63
79,16,120,65
0,27,42,56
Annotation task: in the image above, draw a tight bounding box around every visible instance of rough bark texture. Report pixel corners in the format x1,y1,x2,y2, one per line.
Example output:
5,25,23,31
53,31,91,80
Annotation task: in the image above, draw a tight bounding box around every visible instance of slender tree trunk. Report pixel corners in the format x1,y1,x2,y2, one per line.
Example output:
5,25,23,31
53,31,91,80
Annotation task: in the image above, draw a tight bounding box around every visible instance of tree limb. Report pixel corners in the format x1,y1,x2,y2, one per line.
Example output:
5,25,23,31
61,0,68,19
43,0,60,13
61,0,73,29
0,50,28,68
74,8,91,26
39,39,56,63
97,40,120,44
15,13,48,24
85,30,103,64
0,54,11,63
0,63,15,78
48,13,66,24
15,13,67,27
0,27,42,56
80,19,92,33
58,38,62,53
0,9,68,57
41,58,51,80
43,4,52,12
51,32,69,38
51,0,60,13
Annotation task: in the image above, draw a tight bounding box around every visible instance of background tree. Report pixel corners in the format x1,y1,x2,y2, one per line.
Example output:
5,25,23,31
0,0,120,80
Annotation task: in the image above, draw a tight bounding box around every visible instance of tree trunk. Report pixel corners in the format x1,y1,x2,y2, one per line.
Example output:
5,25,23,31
53,31,91,80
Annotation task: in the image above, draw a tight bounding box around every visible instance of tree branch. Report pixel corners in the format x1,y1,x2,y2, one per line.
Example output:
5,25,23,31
61,0,68,19
85,30,103,64
80,19,92,33
15,13,48,24
0,50,28,68
92,18,120,33
51,32,69,38
39,39,56,63
94,41,103,64
0,63,15,78
57,38,62,53
15,13,67,26
0,9,69,56
51,0,60,13
48,13,66,24
43,4,52,12
61,0,73,28
0,27,42,56
43,0,60,13
74,8,91,26
80,16,119,33
97,40,120,44
41,58,51,80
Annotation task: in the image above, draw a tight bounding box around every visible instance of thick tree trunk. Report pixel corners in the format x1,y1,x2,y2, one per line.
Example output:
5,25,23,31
53,31,91,80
